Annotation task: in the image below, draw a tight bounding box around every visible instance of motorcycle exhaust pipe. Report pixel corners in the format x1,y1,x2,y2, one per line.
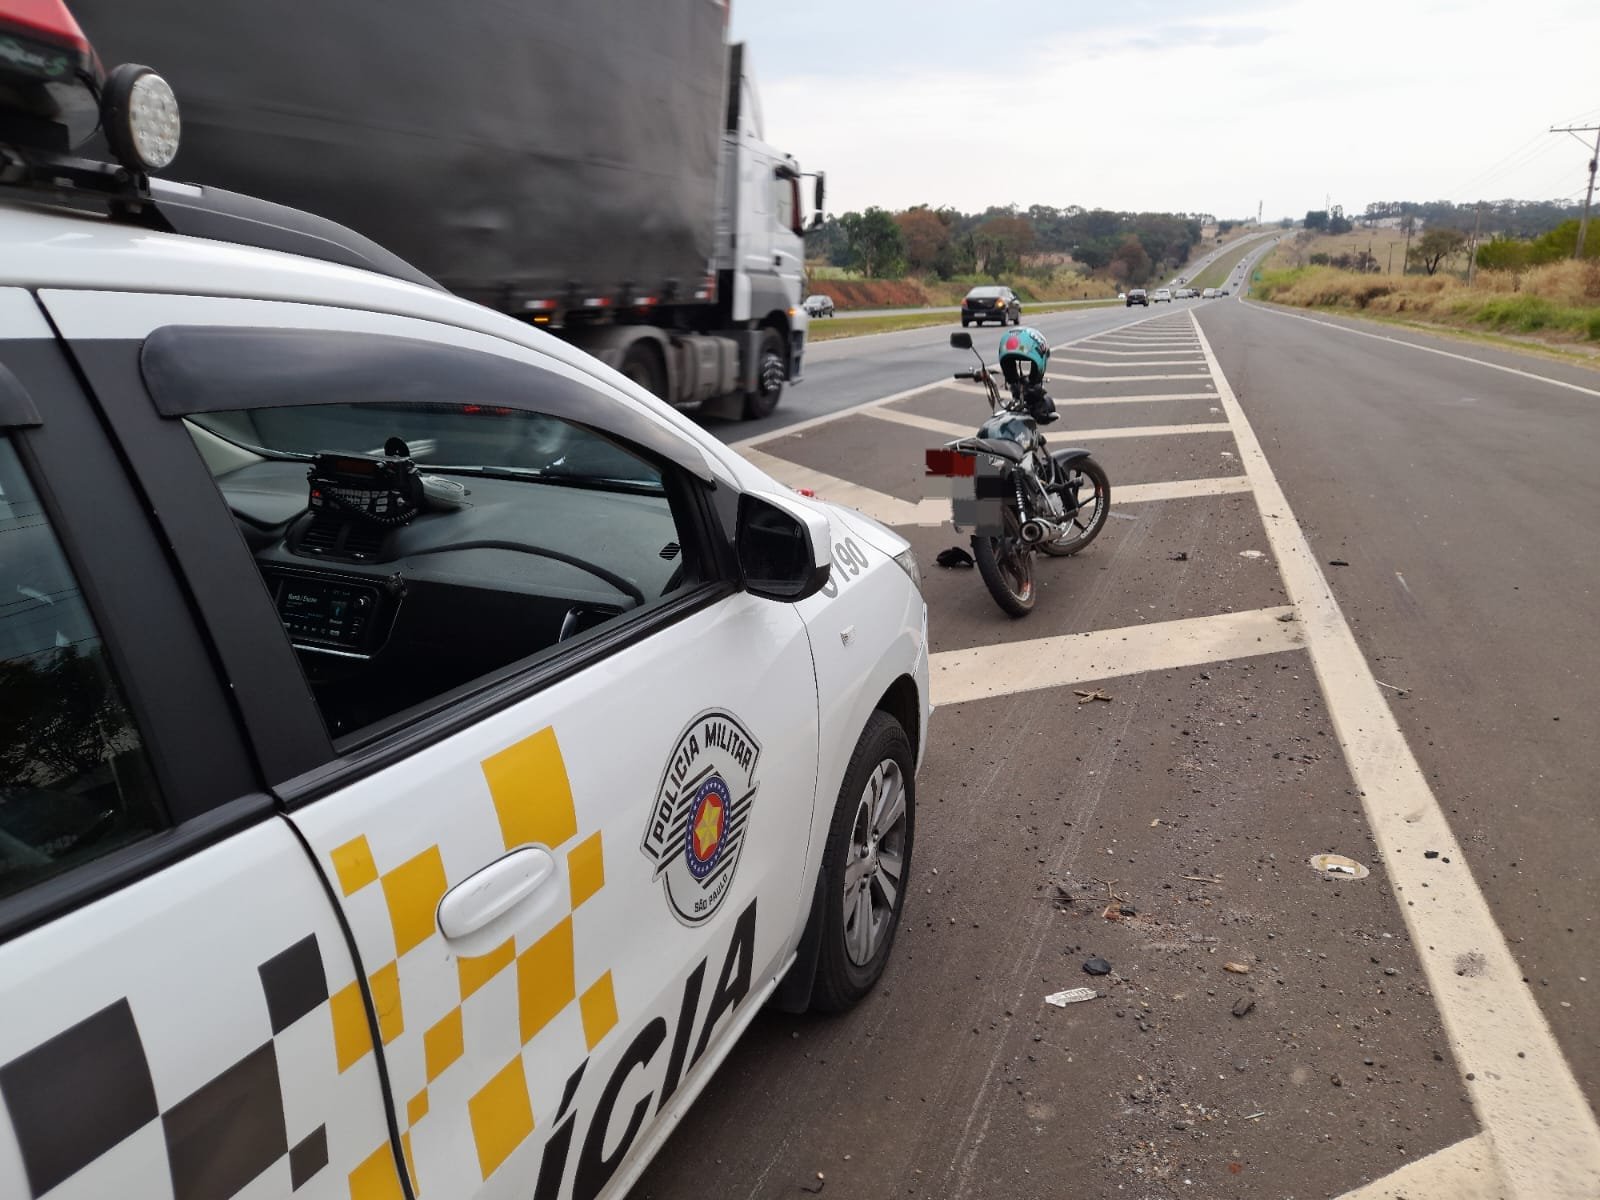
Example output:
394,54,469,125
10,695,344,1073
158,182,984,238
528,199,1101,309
1020,518,1059,544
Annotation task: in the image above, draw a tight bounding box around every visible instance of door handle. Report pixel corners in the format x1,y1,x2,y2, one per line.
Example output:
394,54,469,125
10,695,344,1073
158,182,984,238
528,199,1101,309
437,846,557,940
774,254,782,267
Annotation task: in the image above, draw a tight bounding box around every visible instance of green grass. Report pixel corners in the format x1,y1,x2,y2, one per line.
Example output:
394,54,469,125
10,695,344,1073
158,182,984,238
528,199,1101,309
806,300,1120,342
1185,234,1276,293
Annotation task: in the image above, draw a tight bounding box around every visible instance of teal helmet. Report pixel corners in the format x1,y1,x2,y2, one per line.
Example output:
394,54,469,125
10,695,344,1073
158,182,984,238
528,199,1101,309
997,326,1050,387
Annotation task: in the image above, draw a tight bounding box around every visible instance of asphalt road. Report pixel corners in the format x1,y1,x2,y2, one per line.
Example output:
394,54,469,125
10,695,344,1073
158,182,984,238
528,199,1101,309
645,267,1600,1199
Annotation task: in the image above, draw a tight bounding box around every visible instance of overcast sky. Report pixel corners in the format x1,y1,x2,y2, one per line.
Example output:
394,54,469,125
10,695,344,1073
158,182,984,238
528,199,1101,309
729,0,1600,219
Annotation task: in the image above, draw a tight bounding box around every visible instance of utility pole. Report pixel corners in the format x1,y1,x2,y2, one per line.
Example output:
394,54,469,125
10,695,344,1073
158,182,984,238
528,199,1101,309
1402,219,1413,276
1466,202,1483,285
1549,123,1600,259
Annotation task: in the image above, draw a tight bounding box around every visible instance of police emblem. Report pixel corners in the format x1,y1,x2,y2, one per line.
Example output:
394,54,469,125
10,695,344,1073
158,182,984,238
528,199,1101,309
641,711,762,925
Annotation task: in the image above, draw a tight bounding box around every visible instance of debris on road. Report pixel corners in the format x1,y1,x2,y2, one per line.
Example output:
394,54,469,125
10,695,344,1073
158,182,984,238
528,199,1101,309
800,1171,826,1194
1239,549,1265,559
1308,853,1370,879
1276,611,1296,622
1083,957,1113,976
1182,874,1223,884
1044,987,1099,1007
1243,1111,1266,1121
1424,850,1440,859
935,546,975,569
1223,962,1251,975
1168,551,1189,562
1232,997,1255,1017
1329,559,1350,567
1075,688,1113,704
1374,678,1410,696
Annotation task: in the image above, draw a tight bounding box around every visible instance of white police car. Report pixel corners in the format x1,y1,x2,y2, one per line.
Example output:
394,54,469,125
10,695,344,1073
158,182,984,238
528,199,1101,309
0,6,928,1199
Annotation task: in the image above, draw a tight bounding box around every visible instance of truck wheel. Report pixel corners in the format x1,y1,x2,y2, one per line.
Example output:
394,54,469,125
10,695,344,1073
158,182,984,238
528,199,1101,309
743,329,785,420
620,341,666,401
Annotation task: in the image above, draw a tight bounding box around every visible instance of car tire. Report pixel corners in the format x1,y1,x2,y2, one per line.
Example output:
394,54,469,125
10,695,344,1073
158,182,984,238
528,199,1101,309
809,711,916,1013
961,316,970,327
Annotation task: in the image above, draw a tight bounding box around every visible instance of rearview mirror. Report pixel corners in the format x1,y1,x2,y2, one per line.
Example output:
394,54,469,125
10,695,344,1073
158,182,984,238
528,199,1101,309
949,331,972,350
736,492,831,602
813,171,826,214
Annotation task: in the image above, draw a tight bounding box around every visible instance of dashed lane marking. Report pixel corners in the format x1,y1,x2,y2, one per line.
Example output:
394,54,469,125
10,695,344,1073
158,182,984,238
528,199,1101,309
1335,1134,1501,1200
1192,311,1600,1199
928,607,1301,706
861,406,1233,442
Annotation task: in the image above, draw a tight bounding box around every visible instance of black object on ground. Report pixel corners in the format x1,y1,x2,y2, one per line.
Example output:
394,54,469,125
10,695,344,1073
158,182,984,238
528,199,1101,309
1083,957,1112,976
936,546,976,569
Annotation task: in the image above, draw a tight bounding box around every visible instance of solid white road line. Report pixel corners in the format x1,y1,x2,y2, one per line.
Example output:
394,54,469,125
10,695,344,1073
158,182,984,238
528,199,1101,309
861,407,1233,442
1334,1134,1501,1200
1057,392,1217,404
1049,371,1211,382
929,607,1302,706
733,310,1185,452
1053,357,1206,368
1062,345,1203,355
1250,303,1600,400
1117,475,1252,503
1191,311,1600,1199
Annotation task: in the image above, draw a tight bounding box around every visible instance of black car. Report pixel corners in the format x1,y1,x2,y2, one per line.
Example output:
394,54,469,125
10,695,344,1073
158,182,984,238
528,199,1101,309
1126,289,1149,307
962,285,1021,327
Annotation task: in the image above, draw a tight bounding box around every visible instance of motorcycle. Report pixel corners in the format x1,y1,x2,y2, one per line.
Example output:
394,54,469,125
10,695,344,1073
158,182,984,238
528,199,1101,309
927,330,1110,617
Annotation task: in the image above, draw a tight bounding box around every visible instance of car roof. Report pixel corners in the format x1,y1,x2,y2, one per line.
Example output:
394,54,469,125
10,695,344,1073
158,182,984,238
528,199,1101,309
966,286,1004,295
0,196,751,489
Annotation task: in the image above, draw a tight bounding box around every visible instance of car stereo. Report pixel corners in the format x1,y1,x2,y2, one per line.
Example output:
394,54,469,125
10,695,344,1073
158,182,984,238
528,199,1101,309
266,569,389,656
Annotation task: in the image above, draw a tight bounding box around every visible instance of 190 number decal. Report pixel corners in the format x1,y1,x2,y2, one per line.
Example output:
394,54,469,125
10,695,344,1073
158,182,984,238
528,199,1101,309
818,537,869,598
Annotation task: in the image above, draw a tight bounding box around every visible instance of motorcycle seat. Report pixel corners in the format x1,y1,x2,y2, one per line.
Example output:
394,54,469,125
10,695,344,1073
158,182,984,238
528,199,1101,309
951,436,1026,463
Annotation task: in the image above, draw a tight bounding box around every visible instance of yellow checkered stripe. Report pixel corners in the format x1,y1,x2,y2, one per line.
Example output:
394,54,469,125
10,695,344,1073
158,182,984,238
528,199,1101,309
324,726,617,1197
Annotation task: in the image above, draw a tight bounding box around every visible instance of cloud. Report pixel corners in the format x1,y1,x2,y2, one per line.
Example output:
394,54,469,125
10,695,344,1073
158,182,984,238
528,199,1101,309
736,0,1600,218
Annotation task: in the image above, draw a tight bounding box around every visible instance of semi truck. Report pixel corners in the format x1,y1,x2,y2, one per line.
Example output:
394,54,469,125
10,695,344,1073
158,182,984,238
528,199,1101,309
73,0,819,420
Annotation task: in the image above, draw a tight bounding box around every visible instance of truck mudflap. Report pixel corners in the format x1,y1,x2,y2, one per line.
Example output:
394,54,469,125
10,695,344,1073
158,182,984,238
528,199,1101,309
788,328,805,383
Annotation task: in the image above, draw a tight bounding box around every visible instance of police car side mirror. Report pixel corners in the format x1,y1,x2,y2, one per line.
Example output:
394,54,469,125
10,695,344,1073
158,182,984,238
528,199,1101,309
736,492,831,602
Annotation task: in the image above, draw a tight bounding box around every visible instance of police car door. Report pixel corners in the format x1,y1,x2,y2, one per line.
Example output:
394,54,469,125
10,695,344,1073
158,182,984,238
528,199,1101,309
0,290,394,1200
39,290,822,1200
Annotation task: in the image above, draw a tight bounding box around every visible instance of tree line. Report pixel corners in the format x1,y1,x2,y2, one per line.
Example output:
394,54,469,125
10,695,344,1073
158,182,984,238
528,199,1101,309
1359,198,1584,239
808,205,1213,285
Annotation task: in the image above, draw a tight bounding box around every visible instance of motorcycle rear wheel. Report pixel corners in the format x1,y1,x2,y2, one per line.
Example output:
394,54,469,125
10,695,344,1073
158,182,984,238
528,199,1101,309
972,531,1035,618
1040,456,1111,557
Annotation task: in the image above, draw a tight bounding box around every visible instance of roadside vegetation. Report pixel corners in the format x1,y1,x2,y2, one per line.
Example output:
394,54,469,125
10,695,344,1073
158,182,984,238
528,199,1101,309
804,203,1268,312
1253,223,1600,347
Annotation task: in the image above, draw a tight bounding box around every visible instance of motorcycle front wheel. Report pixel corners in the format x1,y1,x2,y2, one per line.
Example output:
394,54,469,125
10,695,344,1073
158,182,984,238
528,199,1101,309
972,528,1035,617
1040,456,1111,557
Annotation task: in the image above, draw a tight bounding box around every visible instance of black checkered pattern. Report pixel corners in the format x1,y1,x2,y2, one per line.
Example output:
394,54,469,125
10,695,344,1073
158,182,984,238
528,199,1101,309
0,934,334,1199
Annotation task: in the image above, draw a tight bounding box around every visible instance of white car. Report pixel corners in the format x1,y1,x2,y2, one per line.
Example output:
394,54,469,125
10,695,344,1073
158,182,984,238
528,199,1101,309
1153,288,1172,303
1202,287,1220,299
0,13,929,1200
802,294,835,317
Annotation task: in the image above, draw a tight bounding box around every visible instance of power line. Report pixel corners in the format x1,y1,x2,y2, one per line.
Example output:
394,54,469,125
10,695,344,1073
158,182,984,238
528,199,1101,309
1548,121,1600,257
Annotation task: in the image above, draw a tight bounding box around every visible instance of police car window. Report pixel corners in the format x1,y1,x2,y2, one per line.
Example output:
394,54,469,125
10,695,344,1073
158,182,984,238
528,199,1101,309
0,437,164,900
183,403,698,743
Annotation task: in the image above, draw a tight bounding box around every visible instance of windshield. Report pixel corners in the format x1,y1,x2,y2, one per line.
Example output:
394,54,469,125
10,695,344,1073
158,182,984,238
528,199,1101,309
188,404,663,488
966,287,1001,299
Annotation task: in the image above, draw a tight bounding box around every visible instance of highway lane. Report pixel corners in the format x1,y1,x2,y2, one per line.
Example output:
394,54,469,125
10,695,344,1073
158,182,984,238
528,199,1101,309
709,298,1223,443
648,255,1600,1198
1199,289,1600,1112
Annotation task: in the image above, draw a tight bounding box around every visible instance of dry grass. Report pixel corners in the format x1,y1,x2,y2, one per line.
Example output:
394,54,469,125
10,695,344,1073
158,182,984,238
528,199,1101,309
802,269,1119,311
1254,258,1600,343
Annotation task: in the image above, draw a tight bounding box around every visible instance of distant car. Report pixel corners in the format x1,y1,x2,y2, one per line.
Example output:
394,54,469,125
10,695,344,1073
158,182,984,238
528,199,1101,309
1220,286,1231,296
1153,288,1172,303
1118,292,1127,301
1126,289,1149,307
962,285,1021,327
802,294,835,317
1202,287,1219,299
